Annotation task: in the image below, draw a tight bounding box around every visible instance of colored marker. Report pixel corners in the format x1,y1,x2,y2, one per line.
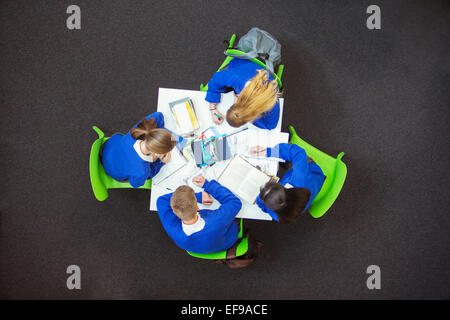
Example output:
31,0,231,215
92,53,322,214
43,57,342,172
214,113,223,120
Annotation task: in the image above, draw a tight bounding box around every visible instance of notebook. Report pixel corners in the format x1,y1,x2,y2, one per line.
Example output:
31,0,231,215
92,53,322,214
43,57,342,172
218,155,279,204
168,97,199,136
151,147,188,186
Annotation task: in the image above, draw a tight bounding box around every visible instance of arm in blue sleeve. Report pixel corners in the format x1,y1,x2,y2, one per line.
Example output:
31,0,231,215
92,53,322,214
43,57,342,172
195,192,203,204
129,175,147,188
251,100,280,130
145,112,165,128
256,195,279,221
205,70,236,103
148,159,165,179
267,143,307,163
267,143,309,180
156,193,179,228
202,179,242,219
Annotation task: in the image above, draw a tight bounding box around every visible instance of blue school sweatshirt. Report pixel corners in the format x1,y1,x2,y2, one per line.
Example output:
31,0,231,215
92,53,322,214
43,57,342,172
256,143,325,221
205,59,280,130
156,180,242,254
102,112,166,188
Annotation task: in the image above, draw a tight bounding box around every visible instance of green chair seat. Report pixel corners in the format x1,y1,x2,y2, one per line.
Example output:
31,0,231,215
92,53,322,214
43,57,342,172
288,125,347,218
187,219,247,259
200,33,284,91
89,126,151,201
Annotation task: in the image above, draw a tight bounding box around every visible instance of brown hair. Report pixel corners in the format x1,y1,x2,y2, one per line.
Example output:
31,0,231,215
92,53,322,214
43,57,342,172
170,185,197,221
260,181,311,224
130,117,176,155
227,70,279,127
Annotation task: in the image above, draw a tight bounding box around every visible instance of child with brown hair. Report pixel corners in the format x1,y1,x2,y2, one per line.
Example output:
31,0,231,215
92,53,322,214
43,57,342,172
156,176,242,254
102,112,177,188
251,143,325,223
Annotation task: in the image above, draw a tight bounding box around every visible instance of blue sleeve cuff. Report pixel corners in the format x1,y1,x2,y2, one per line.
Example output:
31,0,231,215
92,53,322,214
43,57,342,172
205,91,221,103
195,192,203,203
266,145,280,158
202,179,212,190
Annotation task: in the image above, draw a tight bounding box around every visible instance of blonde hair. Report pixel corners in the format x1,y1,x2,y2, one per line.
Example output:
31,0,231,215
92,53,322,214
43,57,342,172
130,117,176,155
227,70,279,127
170,186,197,221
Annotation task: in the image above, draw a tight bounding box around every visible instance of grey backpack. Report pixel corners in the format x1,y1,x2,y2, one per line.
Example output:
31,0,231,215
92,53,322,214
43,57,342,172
225,27,282,75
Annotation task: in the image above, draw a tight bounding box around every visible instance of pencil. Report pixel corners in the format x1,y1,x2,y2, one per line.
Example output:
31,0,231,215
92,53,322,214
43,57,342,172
214,113,223,120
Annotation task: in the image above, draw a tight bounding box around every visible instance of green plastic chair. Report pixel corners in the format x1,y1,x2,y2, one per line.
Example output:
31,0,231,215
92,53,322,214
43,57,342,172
288,125,347,218
89,126,151,201
187,218,248,259
200,33,284,91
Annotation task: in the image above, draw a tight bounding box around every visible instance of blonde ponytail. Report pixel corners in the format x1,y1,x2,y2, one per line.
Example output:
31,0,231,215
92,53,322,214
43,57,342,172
226,70,278,127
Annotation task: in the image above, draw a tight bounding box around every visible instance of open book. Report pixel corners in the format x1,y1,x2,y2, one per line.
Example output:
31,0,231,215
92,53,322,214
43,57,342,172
218,155,279,204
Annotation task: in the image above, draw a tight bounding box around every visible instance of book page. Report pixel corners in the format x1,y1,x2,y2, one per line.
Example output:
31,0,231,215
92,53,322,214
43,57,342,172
236,168,271,204
218,158,251,192
173,103,194,133
218,156,271,204
151,147,187,185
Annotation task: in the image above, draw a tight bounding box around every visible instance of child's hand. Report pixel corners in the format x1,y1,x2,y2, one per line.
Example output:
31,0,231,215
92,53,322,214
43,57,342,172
160,152,172,163
192,175,206,187
209,103,224,125
250,146,267,157
201,192,213,206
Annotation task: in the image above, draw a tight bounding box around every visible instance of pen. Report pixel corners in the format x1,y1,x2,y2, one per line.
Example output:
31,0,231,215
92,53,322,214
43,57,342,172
214,113,223,120
225,126,248,138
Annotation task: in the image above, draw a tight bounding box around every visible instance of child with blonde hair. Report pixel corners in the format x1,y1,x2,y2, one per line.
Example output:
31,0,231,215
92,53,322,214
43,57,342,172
205,59,280,129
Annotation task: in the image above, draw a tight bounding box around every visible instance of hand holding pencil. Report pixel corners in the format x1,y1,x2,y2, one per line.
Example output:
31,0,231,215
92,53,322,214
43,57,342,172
209,103,224,125
250,146,267,157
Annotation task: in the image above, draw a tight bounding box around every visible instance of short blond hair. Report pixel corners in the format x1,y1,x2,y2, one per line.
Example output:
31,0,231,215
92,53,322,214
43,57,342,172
227,70,279,127
170,186,197,221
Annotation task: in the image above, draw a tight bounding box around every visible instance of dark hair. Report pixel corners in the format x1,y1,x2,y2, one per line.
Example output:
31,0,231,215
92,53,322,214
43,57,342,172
259,181,311,223
130,117,176,155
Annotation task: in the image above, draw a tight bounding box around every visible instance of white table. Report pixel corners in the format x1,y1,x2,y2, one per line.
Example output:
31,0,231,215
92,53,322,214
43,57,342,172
149,87,286,220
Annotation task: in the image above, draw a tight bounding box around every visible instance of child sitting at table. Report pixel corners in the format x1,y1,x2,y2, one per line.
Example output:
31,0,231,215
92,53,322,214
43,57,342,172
250,143,325,223
156,175,242,254
205,59,280,130
102,112,176,188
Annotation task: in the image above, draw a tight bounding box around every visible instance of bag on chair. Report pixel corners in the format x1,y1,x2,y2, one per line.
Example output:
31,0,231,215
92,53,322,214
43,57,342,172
215,231,263,269
225,27,282,76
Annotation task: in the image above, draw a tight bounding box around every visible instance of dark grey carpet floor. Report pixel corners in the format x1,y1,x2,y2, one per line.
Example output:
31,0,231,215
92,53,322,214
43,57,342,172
0,0,449,299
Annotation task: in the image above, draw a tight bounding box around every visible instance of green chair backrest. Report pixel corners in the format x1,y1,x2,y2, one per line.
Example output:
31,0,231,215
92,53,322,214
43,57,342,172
200,34,284,91
288,125,347,218
187,218,247,259
89,126,151,202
